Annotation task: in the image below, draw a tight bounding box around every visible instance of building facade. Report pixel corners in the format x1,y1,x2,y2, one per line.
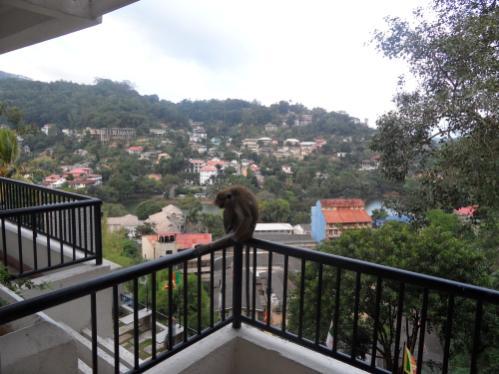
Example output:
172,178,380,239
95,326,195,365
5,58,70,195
311,199,372,242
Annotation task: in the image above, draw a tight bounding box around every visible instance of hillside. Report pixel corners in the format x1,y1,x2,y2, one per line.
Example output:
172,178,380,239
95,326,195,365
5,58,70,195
0,76,373,139
0,71,30,80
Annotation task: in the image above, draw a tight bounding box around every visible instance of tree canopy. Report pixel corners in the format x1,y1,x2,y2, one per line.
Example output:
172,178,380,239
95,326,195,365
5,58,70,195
371,0,498,212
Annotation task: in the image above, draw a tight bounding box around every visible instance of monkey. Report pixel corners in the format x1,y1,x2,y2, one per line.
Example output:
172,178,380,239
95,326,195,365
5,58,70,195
216,185,258,242
195,185,258,252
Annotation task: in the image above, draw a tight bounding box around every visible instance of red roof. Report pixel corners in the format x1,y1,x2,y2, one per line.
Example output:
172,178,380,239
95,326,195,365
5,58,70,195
321,199,365,209
154,233,212,249
323,209,372,224
176,233,212,248
69,167,91,176
454,205,478,217
200,165,217,172
128,146,143,152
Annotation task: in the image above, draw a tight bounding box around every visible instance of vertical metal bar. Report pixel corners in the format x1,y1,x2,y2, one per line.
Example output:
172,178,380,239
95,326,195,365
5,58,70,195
133,278,139,370
183,261,188,342
416,289,429,374
281,254,289,332
222,248,226,321
46,210,51,267
442,295,454,374
351,272,361,359
197,255,202,333
332,268,342,353
63,204,67,245
59,208,64,263
151,272,157,359
252,247,257,321
83,206,88,257
168,267,173,350
1,218,6,268
266,250,273,327
370,277,383,368
71,208,76,260
233,243,243,329
91,292,98,374
112,285,120,374
393,282,405,374
78,206,82,250
6,183,11,209
245,245,250,316
210,252,214,327
470,300,483,374
298,258,306,339
90,202,94,254
17,220,23,274
31,213,37,270
94,202,103,265
315,263,323,346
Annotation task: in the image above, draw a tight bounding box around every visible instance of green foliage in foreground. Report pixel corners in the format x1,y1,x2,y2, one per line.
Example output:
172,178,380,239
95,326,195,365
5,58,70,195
102,219,142,267
288,211,498,372
137,271,211,332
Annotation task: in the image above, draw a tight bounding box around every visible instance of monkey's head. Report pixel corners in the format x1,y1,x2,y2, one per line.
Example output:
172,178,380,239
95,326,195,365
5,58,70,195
214,190,232,209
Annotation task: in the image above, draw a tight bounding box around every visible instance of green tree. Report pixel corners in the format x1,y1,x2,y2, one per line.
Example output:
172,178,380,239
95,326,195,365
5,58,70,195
177,196,202,227
371,0,499,211
288,212,497,371
136,200,164,220
371,208,388,221
259,199,291,222
198,213,224,239
0,128,19,177
102,203,128,217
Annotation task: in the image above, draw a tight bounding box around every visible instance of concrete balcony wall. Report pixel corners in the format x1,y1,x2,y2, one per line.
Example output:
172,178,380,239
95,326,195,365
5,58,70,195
149,325,367,374
21,261,117,338
0,219,83,273
0,285,78,374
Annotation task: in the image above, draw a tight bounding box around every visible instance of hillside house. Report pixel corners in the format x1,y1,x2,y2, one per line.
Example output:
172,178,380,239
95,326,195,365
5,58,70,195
107,214,142,237
142,233,212,260
311,199,372,242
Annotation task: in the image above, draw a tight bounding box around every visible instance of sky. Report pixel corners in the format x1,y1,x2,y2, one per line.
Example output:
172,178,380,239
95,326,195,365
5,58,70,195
0,0,425,126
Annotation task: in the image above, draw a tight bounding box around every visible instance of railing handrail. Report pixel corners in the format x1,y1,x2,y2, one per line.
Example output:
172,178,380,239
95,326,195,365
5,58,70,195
249,238,499,304
0,239,232,325
2,235,498,327
0,199,101,218
0,176,96,201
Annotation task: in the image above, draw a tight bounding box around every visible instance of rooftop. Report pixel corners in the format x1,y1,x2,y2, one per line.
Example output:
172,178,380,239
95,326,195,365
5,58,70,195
322,209,372,224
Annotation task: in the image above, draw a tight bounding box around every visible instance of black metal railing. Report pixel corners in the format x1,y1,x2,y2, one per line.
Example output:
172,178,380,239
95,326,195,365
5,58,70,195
0,177,102,277
243,239,499,374
0,237,498,373
0,241,234,374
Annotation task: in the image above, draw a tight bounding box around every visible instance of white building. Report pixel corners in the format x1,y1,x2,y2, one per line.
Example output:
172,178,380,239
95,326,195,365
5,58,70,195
255,223,294,235
200,165,218,185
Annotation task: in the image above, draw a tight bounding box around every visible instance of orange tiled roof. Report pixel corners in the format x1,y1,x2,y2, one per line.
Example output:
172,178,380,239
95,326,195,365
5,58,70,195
154,232,213,249
175,233,212,248
323,209,372,224
321,199,365,209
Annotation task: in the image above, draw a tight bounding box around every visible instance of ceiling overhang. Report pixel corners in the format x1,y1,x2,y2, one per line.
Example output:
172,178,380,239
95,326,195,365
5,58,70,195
0,0,138,54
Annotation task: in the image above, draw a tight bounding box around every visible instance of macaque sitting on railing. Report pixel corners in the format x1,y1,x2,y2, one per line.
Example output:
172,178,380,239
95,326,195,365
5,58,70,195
196,186,258,251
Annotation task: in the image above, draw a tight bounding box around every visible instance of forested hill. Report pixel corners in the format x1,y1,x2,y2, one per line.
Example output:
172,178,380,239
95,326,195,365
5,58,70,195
0,70,30,80
0,76,373,138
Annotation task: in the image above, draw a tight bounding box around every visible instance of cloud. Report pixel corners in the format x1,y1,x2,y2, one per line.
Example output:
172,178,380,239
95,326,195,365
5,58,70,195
0,0,426,125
